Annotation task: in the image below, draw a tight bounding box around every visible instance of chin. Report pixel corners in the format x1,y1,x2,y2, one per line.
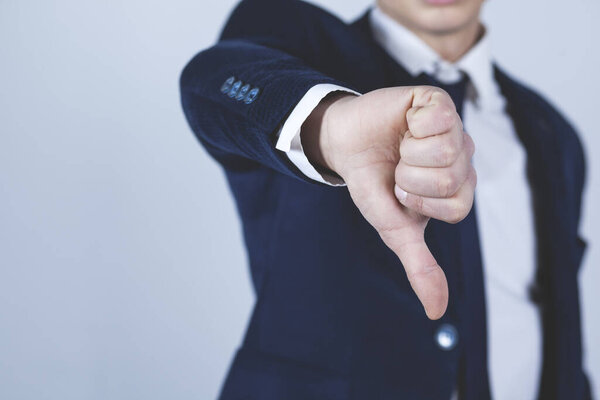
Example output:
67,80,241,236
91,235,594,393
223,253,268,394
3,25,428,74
378,0,484,35
415,8,477,34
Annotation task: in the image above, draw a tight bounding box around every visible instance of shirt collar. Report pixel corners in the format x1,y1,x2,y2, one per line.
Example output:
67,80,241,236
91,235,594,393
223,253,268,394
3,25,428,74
369,5,500,109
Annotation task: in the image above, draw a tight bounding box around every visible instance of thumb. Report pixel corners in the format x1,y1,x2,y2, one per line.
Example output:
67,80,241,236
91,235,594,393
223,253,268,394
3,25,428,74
344,162,448,320
378,220,448,320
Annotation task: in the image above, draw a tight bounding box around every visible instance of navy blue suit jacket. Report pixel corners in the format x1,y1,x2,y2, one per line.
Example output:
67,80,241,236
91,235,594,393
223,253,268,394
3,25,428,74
179,1,591,398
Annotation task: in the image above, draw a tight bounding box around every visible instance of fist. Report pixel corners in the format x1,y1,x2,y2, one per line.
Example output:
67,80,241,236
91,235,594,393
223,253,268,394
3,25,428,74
394,87,476,225
302,86,476,319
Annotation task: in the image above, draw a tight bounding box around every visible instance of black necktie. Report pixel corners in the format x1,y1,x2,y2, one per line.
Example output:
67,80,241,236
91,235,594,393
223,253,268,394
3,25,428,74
415,71,492,400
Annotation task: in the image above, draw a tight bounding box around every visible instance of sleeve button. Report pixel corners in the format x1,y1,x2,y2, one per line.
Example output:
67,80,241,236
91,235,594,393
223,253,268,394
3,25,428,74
220,76,235,94
228,80,243,98
236,84,251,101
243,87,260,104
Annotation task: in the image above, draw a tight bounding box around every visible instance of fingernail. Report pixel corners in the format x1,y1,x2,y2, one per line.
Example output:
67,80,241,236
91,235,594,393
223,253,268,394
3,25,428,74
394,184,408,203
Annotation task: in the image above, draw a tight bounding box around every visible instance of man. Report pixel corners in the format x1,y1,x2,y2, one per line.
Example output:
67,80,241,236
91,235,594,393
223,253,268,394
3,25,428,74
179,0,591,398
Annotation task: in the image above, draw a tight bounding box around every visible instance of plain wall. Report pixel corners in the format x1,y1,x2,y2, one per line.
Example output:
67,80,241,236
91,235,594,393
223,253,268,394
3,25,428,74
0,0,597,399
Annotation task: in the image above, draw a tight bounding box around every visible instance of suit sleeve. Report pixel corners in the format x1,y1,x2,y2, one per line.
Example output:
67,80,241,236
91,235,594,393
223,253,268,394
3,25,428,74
179,0,359,185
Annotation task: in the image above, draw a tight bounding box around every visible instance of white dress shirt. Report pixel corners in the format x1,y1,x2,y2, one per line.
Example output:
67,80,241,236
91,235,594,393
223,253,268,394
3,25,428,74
275,6,542,399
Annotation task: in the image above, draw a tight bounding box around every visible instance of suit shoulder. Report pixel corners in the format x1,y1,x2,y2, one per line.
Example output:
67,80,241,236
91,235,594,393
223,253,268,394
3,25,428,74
217,0,376,87
494,63,578,134
220,0,349,43
494,63,586,192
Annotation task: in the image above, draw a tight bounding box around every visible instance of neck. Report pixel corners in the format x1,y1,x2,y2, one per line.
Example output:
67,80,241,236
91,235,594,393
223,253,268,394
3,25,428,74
378,6,484,62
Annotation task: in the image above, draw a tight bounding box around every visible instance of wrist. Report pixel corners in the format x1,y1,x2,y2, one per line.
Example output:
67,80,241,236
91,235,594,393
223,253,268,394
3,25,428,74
301,91,355,176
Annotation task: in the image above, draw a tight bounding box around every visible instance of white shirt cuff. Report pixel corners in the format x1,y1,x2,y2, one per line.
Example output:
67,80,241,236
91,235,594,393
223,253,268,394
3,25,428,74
275,83,360,186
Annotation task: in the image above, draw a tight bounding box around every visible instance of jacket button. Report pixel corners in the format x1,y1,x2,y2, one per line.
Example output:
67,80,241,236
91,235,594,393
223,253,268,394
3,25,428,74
244,87,260,104
220,76,235,94
436,324,458,351
228,80,243,98
236,84,251,101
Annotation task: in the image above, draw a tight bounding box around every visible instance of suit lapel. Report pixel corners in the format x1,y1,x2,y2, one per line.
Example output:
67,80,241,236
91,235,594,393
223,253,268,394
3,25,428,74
494,66,583,399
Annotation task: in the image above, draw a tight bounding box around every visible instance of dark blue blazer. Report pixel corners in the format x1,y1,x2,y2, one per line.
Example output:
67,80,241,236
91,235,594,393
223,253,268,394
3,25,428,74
179,1,591,398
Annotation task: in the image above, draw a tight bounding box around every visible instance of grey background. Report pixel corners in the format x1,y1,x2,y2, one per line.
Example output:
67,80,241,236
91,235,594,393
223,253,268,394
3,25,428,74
0,0,597,399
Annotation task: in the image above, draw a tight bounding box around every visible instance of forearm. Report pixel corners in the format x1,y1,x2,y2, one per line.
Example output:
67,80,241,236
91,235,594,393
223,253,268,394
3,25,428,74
179,39,354,182
179,0,365,182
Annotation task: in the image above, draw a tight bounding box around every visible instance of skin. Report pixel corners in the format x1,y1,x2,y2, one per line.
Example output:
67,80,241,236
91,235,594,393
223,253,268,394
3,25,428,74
378,0,485,61
301,0,485,319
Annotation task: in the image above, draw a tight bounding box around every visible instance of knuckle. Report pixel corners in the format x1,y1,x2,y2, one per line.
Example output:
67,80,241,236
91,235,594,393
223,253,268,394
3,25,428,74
406,261,440,282
436,176,450,198
446,200,469,224
437,172,458,198
432,86,452,101
412,194,425,215
423,85,443,101
437,142,459,166
436,104,456,131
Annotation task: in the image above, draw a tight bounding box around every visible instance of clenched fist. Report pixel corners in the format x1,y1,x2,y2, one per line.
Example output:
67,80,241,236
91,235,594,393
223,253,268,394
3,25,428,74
302,86,476,320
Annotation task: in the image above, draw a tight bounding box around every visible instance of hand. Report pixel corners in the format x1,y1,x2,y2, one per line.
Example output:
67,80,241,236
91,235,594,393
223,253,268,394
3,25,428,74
302,87,476,319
